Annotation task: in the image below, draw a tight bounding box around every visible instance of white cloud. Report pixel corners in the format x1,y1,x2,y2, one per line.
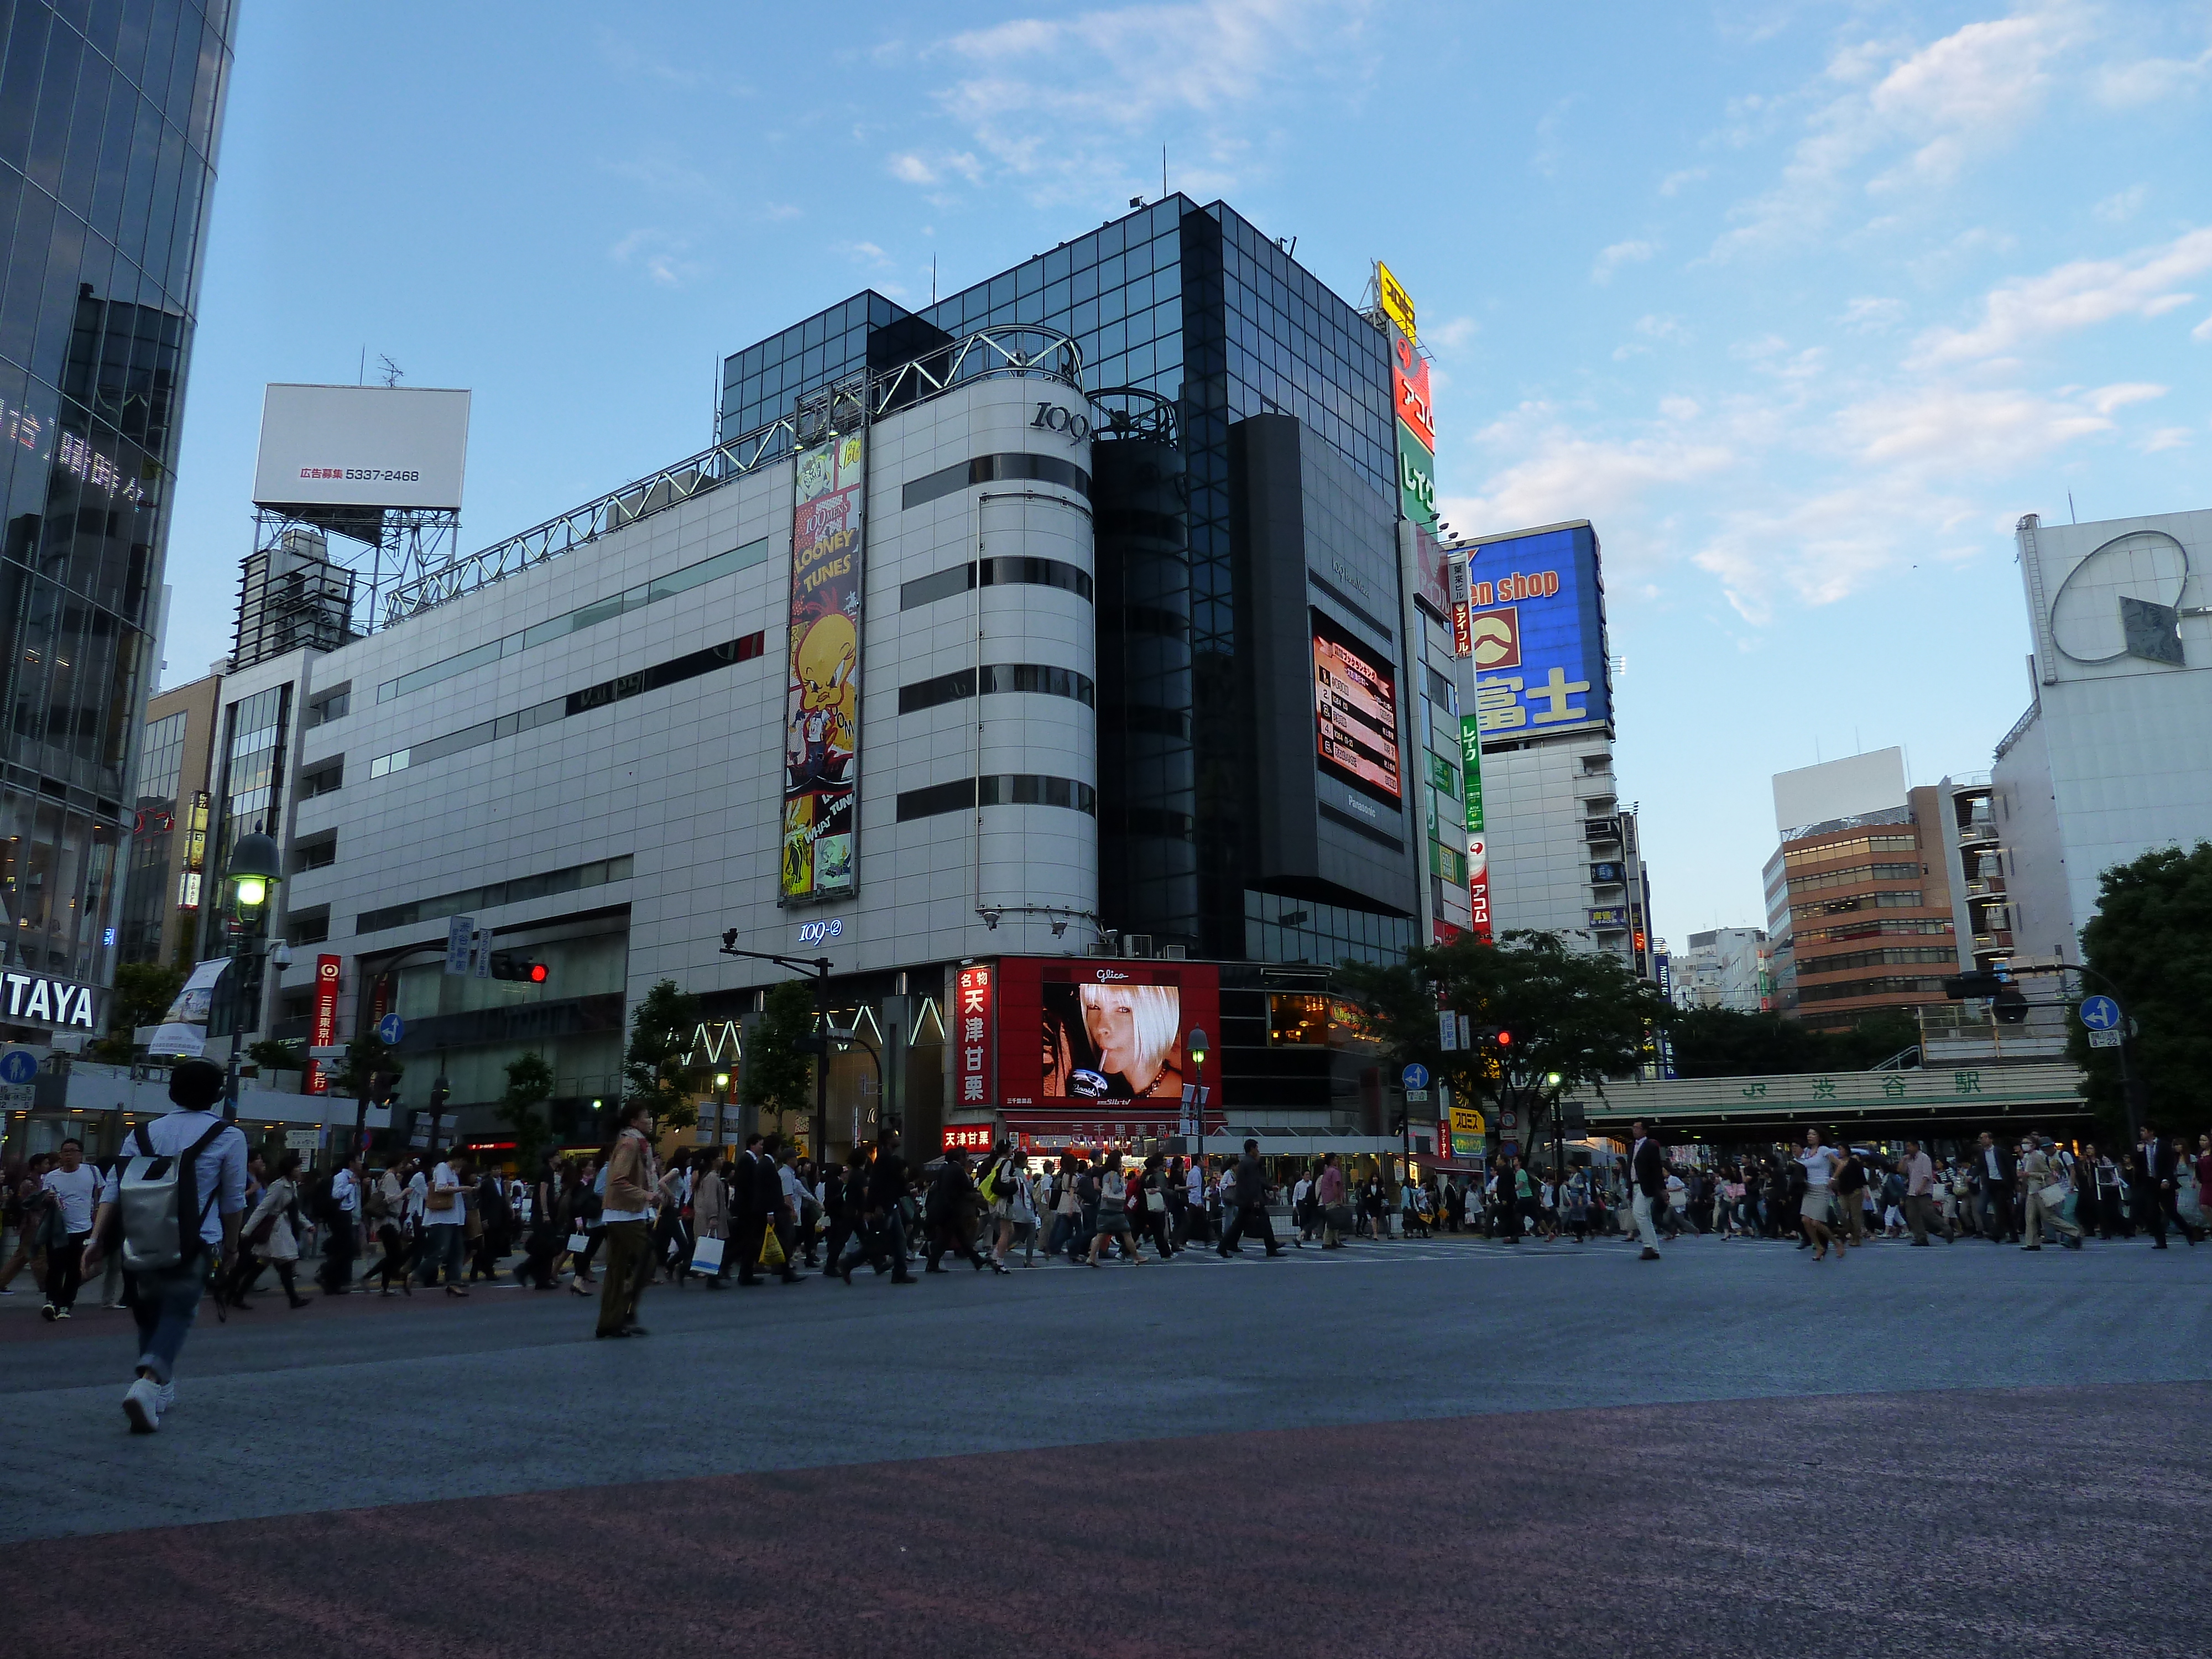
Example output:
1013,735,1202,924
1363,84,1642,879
1839,295,1905,331
1426,316,1479,351
2095,46,2212,107
1592,238,1656,284
2093,184,2147,223
1442,401,1733,560
2193,314,2212,343
1911,226,2212,366
607,227,701,288
1709,11,2073,260
910,0,1376,202
2142,426,2194,452
889,153,936,184
1834,383,2126,479
1658,166,1708,196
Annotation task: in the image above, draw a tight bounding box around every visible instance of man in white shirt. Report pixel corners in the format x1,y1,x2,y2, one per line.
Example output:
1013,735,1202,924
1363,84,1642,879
81,1058,248,1434
318,1150,364,1295
38,1138,102,1319
1901,1140,1937,1246
420,1151,470,1291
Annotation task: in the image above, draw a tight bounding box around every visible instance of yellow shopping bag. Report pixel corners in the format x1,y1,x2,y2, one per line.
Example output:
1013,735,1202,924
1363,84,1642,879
759,1224,786,1269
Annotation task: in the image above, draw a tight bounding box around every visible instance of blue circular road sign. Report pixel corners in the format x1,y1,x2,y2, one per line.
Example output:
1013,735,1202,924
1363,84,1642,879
2079,995,2121,1032
376,1013,406,1045
1401,1062,1430,1091
0,1048,37,1084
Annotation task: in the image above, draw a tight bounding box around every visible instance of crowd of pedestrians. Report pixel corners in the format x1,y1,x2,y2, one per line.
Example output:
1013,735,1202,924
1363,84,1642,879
9,1072,2208,1436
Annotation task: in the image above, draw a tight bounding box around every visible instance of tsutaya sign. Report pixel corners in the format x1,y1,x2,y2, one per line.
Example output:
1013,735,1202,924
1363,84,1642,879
1,972,98,1029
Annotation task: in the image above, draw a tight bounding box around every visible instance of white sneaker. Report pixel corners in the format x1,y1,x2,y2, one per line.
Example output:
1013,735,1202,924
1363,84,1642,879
123,1376,162,1434
155,1380,176,1413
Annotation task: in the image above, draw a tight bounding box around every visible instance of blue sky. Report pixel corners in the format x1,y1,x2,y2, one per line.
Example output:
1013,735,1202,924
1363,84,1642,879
163,1,2212,948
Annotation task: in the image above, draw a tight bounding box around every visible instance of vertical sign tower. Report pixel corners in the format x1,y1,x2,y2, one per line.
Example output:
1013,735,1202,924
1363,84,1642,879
781,432,868,901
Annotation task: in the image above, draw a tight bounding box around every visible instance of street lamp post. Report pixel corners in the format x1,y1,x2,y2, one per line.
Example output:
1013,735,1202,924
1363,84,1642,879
220,831,284,1123
830,1026,885,1146
1187,1027,1209,1175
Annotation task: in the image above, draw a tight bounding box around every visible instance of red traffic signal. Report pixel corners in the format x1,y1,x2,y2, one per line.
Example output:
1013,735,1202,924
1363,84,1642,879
528,962,548,984
489,950,549,984
1496,1030,1512,1046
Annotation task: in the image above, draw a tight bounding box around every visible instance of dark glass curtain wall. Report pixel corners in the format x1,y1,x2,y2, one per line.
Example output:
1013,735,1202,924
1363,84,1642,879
0,0,233,983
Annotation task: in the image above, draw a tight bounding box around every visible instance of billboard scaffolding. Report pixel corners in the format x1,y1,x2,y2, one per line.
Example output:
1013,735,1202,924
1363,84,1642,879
244,384,471,644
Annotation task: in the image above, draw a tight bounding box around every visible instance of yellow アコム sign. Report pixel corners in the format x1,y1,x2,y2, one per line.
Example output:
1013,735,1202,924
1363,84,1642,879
1376,261,1416,342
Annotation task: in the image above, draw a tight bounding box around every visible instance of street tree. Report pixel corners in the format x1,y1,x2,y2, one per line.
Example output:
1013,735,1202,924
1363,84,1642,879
328,1030,403,1146
1338,930,1675,1164
2072,842,2212,1139
1669,1006,1919,1077
495,1051,556,1167
90,962,184,1061
740,978,817,1139
624,979,703,1135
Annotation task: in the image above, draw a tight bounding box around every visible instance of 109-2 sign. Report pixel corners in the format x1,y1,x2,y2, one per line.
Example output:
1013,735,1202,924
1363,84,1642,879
796,917,844,946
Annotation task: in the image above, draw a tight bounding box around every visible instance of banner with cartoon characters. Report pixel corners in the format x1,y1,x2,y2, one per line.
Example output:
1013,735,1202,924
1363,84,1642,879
781,431,865,900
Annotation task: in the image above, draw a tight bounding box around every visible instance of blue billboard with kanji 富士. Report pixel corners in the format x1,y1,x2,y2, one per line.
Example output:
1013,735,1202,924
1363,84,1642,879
1462,521,1611,740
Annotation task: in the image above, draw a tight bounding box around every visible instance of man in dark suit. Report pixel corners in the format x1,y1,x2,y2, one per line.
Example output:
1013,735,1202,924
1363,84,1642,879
1974,1132,2017,1243
733,1133,797,1285
2136,1125,2175,1248
1628,1119,1666,1261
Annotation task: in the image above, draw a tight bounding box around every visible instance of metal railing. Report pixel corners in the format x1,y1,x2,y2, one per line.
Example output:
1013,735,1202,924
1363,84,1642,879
381,325,1083,625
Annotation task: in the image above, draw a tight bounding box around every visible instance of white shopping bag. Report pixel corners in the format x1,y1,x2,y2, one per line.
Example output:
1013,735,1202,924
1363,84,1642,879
690,1235,726,1275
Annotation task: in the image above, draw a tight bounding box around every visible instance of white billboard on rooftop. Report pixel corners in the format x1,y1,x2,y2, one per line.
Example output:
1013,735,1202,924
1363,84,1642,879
252,384,470,513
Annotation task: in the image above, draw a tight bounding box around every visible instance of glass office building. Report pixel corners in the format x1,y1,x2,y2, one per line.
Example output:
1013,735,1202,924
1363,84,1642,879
0,0,232,995
720,197,1415,966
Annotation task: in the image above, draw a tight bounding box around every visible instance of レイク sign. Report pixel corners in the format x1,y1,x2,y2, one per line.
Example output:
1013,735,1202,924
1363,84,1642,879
956,965,995,1109
307,954,341,1095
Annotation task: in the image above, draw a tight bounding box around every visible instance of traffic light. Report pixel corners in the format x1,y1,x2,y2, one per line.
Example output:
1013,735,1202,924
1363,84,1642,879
489,951,548,983
794,1033,827,1056
371,1070,403,1107
1943,971,2008,999
1993,985,2029,1025
430,1076,451,1110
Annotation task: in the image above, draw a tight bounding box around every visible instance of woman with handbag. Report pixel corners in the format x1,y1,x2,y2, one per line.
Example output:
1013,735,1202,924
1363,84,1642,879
1136,1153,1176,1259
515,1154,565,1290
368,1157,414,1294
560,1157,602,1292
1315,1152,1348,1249
419,1150,471,1293
690,1156,731,1288
233,1152,312,1308
0,1152,56,1296
1086,1160,1145,1267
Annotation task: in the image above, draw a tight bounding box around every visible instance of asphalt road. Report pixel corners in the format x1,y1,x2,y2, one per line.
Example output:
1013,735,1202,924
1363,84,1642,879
3,1232,2208,1657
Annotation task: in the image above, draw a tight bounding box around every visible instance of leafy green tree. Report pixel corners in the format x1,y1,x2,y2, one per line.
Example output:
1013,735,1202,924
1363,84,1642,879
1338,930,1676,1164
496,1051,556,1167
740,978,818,1131
247,1038,306,1073
329,1031,403,1139
624,979,703,1135
2071,842,2212,1140
109,962,185,1034
1670,1006,1920,1077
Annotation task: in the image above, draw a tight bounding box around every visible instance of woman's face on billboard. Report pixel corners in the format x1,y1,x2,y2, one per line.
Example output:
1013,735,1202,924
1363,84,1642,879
1084,989,1140,1078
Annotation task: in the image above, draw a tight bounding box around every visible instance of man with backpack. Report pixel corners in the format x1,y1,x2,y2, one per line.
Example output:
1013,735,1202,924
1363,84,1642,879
79,1058,247,1434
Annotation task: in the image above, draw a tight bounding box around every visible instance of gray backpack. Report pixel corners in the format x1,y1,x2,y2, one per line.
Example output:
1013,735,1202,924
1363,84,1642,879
119,1120,232,1272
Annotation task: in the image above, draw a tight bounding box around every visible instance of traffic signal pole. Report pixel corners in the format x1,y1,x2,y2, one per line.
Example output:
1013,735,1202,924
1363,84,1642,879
718,937,833,1157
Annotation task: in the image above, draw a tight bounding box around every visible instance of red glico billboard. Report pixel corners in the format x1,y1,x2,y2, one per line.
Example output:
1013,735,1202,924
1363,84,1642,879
992,957,1222,1143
